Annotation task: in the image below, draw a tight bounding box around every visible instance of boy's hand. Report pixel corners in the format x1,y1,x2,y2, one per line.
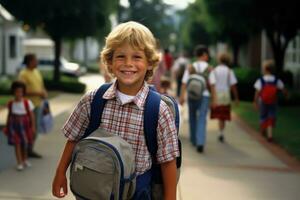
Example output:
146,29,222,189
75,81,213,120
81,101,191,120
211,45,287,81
52,172,68,198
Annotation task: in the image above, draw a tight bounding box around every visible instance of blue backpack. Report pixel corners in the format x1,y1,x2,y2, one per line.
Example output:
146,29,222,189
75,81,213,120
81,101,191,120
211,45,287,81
75,83,181,199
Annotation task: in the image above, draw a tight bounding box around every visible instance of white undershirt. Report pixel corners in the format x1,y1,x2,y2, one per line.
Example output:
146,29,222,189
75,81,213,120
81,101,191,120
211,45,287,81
116,90,135,105
11,100,34,115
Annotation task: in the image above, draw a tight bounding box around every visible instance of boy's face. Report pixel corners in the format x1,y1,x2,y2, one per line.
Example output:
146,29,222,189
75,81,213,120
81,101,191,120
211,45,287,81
109,43,151,95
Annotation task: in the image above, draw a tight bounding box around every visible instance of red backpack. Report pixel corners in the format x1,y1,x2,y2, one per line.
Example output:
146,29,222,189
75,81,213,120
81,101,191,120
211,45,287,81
260,77,278,104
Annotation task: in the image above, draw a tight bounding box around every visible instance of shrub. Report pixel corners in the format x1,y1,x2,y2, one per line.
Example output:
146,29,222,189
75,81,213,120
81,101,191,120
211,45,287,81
233,67,260,101
277,70,293,88
0,76,13,94
44,76,86,93
278,90,300,106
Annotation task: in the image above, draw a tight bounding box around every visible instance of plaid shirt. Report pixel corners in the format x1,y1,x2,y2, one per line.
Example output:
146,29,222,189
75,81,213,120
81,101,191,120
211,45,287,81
62,81,179,175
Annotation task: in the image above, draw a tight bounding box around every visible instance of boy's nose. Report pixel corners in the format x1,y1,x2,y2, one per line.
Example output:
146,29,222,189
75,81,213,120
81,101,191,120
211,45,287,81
125,57,133,66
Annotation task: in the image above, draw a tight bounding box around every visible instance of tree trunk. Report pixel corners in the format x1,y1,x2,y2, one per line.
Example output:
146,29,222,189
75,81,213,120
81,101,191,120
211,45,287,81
232,42,240,67
266,30,291,74
53,37,62,82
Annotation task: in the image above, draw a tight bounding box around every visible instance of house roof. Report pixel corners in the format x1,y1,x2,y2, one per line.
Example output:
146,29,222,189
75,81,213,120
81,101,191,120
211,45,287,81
0,4,14,21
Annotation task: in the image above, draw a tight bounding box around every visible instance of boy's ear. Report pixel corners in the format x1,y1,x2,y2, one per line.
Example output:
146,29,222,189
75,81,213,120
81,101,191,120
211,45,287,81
147,65,153,70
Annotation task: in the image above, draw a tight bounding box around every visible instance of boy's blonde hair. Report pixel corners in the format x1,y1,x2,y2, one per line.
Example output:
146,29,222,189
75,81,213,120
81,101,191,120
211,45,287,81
101,21,160,81
217,52,232,67
262,59,275,74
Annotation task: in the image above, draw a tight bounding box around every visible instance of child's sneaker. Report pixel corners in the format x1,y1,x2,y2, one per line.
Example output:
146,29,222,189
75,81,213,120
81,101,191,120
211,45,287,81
24,160,32,168
16,164,24,171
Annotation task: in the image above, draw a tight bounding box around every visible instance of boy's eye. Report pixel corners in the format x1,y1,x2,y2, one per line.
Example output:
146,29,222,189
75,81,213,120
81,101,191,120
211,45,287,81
134,55,142,59
116,55,124,58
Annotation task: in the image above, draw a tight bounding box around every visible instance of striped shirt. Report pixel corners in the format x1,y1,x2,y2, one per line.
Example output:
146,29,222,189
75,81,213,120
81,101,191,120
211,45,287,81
62,81,179,175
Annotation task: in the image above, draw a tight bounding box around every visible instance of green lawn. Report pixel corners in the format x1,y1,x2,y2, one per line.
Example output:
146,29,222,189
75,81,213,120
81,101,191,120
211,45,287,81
233,102,300,160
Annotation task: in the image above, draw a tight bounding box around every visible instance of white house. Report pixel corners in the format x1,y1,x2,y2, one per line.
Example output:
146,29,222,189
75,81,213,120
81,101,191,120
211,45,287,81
0,4,25,76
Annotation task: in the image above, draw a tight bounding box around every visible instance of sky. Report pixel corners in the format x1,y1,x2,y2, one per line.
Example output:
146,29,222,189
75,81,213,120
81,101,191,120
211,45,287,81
120,0,195,9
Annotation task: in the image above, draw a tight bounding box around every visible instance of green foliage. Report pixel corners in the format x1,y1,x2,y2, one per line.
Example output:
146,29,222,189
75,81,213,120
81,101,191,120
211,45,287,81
180,0,212,51
43,75,86,94
125,0,176,48
1,0,118,39
86,62,100,73
278,70,294,88
253,0,300,72
233,67,260,101
279,90,300,106
0,95,12,107
0,77,13,95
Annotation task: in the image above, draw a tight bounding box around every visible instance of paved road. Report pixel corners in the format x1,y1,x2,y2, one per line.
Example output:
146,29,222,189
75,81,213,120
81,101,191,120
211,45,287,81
0,74,300,200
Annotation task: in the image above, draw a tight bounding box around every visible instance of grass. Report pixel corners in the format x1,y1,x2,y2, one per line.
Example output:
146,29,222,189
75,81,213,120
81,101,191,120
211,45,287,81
233,101,300,160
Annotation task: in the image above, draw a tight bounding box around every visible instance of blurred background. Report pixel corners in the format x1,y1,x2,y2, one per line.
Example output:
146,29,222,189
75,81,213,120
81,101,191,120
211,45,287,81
1,0,299,144
0,0,299,199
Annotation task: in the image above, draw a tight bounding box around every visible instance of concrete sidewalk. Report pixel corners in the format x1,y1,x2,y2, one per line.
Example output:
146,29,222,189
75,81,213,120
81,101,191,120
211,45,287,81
0,74,300,200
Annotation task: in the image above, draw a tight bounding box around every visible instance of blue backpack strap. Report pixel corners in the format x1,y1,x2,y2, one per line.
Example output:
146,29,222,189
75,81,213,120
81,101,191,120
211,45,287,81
81,83,112,139
273,77,278,84
260,77,265,86
144,89,161,157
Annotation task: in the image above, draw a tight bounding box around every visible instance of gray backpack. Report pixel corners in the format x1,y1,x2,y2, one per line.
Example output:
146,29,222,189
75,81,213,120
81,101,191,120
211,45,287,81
70,129,136,200
186,63,210,100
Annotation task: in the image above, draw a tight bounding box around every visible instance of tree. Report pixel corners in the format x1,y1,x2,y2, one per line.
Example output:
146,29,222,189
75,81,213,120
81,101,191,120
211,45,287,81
254,0,300,73
180,0,212,54
126,0,176,49
1,0,118,81
203,0,259,66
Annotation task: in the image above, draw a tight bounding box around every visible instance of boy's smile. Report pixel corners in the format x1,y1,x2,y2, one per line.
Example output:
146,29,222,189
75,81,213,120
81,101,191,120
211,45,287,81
110,43,151,95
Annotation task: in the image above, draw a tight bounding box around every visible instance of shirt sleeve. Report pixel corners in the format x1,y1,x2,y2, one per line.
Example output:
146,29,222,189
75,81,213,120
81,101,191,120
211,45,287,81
156,100,180,164
254,79,261,91
62,91,94,141
181,68,189,84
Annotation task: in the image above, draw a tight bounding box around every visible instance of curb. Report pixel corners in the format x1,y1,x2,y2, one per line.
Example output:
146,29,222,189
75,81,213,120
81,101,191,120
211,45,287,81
232,112,300,172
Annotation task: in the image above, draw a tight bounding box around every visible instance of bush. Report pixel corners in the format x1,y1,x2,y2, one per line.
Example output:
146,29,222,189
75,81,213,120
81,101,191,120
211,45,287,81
278,90,300,106
277,70,293,88
44,76,86,93
0,76,13,94
233,67,260,101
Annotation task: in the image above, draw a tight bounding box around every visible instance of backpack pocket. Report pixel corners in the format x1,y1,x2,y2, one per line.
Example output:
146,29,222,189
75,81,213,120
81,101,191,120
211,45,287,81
70,147,117,200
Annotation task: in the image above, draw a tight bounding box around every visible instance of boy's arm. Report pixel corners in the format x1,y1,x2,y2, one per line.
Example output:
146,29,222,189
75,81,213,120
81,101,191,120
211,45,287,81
179,83,186,105
161,159,177,200
230,84,239,106
253,90,260,110
52,140,77,198
210,84,217,108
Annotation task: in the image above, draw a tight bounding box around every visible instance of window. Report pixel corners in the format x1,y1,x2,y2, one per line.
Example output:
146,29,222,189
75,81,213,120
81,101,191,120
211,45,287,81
9,35,17,58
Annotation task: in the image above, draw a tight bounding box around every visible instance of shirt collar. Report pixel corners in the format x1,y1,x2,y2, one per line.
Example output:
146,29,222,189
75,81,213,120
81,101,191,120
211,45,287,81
103,80,149,110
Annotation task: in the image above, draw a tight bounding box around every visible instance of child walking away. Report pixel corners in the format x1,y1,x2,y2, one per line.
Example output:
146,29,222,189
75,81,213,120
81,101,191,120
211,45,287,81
5,81,35,171
210,53,239,143
253,60,288,142
52,21,180,200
